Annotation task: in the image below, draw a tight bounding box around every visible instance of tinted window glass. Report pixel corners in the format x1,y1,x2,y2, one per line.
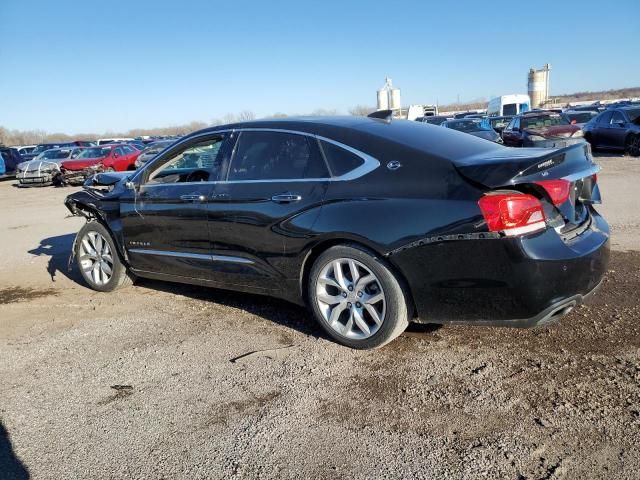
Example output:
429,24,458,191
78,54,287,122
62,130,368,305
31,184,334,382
229,131,328,181
626,109,640,122
320,141,364,176
610,112,624,124
147,137,225,184
598,111,612,124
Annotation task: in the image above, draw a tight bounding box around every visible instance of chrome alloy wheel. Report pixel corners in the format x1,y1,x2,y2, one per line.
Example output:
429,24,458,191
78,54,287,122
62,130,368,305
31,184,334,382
79,231,114,286
316,258,386,339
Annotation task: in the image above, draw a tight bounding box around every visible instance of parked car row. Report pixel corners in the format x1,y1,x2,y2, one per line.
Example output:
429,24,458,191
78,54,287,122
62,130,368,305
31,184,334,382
414,104,640,156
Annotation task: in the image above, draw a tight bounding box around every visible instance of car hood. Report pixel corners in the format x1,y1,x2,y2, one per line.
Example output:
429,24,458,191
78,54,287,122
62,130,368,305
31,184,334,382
19,159,64,170
61,157,105,170
523,124,581,138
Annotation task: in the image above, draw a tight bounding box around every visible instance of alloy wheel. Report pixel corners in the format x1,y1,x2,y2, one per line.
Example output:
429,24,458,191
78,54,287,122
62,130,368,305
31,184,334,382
315,258,386,339
79,231,114,286
628,136,640,156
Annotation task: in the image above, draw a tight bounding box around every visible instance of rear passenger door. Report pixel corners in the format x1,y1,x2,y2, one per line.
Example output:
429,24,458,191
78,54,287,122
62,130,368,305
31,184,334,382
607,111,628,148
205,130,330,290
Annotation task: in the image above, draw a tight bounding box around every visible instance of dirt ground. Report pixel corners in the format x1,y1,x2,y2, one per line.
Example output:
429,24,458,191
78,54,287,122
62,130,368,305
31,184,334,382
0,153,638,479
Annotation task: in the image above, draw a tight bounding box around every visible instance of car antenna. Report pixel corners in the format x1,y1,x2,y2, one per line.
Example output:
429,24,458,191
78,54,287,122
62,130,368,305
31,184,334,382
368,110,393,123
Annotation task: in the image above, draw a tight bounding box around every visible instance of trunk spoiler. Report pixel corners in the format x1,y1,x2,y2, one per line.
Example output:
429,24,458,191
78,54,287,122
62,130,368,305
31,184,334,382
453,143,597,189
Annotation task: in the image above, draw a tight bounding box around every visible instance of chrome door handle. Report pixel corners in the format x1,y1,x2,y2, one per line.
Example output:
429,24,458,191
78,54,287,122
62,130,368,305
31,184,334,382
180,194,205,202
271,194,302,203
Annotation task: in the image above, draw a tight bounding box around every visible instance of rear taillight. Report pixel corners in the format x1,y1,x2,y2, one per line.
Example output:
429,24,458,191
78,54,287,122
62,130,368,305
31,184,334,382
535,179,571,206
478,193,546,236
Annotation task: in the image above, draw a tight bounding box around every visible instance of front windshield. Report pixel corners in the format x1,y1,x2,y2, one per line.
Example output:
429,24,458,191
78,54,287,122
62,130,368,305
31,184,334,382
77,147,111,159
521,114,570,129
447,120,490,132
34,149,71,161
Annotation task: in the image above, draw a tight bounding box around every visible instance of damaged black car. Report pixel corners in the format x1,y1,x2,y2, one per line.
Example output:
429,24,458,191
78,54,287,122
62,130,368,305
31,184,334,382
65,116,609,349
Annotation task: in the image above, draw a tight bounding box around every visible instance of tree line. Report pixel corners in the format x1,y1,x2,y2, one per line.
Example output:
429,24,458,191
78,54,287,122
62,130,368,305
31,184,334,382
0,106,375,146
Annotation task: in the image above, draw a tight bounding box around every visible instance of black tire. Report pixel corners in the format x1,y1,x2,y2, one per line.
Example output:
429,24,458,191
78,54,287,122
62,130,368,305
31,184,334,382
584,133,596,151
74,221,133,292
308,244,410,349
625,134,640,157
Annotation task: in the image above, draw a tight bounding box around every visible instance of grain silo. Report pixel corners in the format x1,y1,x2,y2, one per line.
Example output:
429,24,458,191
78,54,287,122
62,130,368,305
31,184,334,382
528,64,551,108
376,78,400,112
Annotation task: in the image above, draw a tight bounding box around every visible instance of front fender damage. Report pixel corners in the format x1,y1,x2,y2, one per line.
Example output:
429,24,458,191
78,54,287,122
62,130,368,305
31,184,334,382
65,189,129,270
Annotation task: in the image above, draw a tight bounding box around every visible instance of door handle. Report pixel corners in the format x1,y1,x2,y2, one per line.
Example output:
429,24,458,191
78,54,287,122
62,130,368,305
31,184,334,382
271,194,302,203
180,194,205,202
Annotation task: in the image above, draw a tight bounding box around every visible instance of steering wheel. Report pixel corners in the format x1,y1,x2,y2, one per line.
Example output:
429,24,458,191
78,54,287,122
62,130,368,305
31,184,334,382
185,169,209,183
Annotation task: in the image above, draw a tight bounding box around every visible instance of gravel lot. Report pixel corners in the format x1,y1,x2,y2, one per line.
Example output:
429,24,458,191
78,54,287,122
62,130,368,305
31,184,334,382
0,153,638,479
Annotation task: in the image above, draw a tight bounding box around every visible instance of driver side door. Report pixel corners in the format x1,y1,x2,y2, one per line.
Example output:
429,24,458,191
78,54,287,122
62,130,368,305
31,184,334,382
121,133,231,280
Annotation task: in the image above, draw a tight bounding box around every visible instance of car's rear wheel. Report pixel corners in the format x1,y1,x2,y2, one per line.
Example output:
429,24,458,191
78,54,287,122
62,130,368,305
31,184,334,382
308,245,410,349
75,221,133,292
625,134,640,157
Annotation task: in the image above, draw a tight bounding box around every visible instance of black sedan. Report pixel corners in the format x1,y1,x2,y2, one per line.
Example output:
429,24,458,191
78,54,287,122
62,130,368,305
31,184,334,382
441,119,502,143
65,117,609,349
582,106,640,156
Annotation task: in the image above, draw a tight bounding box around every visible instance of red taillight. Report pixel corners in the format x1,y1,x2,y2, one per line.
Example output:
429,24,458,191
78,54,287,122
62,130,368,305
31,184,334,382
535,179,571,206
478,194,546,236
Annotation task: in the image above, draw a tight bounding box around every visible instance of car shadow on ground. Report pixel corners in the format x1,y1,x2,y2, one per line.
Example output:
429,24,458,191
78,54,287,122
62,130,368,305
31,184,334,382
135,277,330,341
27,233,441,343
27,233,82,283
0,422,29,479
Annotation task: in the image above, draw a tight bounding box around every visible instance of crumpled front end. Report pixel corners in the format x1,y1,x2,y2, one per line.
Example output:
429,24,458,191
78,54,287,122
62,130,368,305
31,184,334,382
16,160,61,186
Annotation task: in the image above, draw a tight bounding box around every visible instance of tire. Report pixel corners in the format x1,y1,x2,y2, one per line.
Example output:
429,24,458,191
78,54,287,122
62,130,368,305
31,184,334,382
625,134,640,157
74,221,133,292
308,244,410,349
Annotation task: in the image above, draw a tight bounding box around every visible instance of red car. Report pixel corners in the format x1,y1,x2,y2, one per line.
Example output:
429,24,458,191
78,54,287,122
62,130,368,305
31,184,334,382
61,144,141,172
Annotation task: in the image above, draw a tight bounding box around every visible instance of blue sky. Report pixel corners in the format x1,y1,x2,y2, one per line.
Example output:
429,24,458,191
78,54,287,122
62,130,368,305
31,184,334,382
1,0,638,133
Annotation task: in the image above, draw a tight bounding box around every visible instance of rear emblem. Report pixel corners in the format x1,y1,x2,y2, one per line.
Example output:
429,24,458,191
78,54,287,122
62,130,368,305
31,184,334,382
387,160,402,170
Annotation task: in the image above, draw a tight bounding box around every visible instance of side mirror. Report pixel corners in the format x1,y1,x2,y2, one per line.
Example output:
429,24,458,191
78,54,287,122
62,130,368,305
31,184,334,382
113,153,120,158
571,119,577,125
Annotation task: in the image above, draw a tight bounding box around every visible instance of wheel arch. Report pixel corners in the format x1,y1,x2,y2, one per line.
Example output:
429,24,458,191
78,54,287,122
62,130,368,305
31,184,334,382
298,237,417,318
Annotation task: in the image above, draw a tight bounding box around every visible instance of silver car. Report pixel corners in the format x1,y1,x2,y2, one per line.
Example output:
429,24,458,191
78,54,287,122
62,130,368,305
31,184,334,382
134,140,174,168
16,147,85,186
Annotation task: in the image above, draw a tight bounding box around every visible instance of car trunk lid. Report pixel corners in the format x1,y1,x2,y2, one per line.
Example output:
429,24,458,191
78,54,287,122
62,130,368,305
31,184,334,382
454,143,601,231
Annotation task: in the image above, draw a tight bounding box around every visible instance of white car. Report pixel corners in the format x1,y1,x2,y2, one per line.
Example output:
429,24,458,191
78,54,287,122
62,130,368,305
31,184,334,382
16,147,85,186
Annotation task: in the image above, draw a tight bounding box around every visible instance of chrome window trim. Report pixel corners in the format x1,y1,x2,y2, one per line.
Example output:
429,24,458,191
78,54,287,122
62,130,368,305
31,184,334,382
136,127,379,187
128,248,254,264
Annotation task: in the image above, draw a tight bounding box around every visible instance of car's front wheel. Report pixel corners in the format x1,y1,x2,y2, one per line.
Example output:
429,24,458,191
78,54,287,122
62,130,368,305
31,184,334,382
308,245,410,349
75,221,133,292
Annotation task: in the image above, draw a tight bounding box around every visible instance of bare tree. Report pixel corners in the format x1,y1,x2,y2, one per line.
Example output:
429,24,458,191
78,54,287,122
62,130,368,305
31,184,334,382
349,105,376,116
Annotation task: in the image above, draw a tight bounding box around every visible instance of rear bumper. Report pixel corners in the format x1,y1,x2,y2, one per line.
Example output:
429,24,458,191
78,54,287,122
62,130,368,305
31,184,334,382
391,208,610,326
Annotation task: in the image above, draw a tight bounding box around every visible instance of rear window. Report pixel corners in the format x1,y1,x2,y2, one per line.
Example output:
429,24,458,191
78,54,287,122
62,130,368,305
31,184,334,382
320,141,364,176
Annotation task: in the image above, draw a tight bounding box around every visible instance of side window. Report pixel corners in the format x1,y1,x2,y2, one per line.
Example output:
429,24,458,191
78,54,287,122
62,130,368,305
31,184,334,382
121,145,133,154
320,141,364,176
146,136,225,184
598,111,612,124
71,149,82,159
228,131,328,181
610,112,624,124
512,118,521,130
113,147,123,157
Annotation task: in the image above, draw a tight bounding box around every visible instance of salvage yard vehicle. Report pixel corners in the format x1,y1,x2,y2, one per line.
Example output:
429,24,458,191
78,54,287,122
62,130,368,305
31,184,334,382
0,145,23,174
59,144,141,185
441,119,502,143
16,146,85,186
488,115,513,134
487,94,530,117
65,116,609,349
502,111,585,148
582,106,640,156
